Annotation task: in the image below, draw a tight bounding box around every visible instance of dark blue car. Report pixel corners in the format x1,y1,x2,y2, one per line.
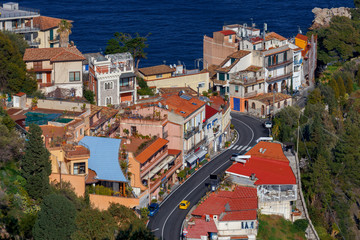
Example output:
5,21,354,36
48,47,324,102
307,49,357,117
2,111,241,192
148,203,159,216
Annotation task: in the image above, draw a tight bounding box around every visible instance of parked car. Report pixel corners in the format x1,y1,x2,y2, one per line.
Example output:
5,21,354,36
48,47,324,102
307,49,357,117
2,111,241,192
148,203,159,216
264,121,272,128
179,200,190,210
230,153,240,161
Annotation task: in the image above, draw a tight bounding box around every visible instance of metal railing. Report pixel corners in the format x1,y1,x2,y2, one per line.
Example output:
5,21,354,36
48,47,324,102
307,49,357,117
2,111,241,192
10,24,40,33
0,9,39,19
184,126,200,140
265,59,292,69
119,85,134,92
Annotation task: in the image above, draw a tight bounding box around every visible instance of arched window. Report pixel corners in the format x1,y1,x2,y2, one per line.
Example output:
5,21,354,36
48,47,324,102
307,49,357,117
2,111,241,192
284,100,287,106
252,103,256,109
106,97,112,105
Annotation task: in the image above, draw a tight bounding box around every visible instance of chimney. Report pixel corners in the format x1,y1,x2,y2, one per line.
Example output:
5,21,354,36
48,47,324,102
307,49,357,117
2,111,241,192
205,215,210,222
250,173,256,180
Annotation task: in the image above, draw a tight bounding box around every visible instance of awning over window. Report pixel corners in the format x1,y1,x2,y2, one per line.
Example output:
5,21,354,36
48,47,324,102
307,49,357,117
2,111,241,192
120,72,136,78
186,154,199,166
195,149,207,161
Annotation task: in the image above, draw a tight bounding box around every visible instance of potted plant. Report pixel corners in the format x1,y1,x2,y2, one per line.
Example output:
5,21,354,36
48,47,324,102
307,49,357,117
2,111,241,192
31,97,38,110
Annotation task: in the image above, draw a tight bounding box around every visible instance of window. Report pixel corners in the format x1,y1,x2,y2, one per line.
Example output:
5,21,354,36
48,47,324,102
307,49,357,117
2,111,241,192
259,83,261,89
245,87,248,94
131,126,137,135
106,97,112,105
156,74,163,78
105,82,113,90
69,71,80,82
252,103,256,109
33,61,42,70
229,35,232,40
284,100,288,106
36,73,42,81
80,128,83,135
278,102,280,108
235,86,239,93
73,162,86,175
252,85,254,91
284,51,287,61
219,73,225,81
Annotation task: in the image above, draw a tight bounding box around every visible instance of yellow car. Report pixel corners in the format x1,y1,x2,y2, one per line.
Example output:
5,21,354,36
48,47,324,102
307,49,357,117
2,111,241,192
179,200,190,209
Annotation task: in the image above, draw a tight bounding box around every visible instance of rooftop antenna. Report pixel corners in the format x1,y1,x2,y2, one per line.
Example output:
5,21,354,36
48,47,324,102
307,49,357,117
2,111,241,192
163,60,166,65
250,18,253,37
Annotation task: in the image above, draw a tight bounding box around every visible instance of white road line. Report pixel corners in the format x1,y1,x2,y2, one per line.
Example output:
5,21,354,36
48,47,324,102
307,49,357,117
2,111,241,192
237,145,243,150
228,145,234,149
160,119,256,239
246,147,251,151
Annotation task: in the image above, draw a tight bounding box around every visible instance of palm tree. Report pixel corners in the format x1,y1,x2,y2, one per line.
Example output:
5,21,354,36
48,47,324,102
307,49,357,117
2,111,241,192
57,19,72,47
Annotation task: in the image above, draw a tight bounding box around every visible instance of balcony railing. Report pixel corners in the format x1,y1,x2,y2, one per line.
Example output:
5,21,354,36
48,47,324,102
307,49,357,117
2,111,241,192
266,72,293,83
140,149,168,177
27,39,41,47
184,136,207,155
11,25,40,33
0,8,40,19
265,59,292,69
39,82,54,88
48,35,59,43
213,79,228,86
119,85,134,92
184,126,200,140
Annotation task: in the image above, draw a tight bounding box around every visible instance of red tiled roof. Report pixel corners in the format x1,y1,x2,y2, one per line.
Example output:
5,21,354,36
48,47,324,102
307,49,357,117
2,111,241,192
160,94,205,118
221,210,257,221
187,218,218,239
226,142,296,185
30,16,72,31
251,36,263,43
192,186,258,217
86,169,99,184
265,32,287,41
205,105,218,120
135,138,169,164
15,92,26,97
219,30,236,36
168,149,181,156
23,47,85,62
296,33,308,42
138,65,175,76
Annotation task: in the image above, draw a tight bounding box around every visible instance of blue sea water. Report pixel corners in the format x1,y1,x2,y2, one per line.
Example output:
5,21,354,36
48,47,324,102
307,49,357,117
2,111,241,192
19,0,354,68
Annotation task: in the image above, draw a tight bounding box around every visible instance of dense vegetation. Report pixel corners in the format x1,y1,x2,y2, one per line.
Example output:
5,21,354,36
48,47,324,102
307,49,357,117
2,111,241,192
0,32,37,95
0,108,154,239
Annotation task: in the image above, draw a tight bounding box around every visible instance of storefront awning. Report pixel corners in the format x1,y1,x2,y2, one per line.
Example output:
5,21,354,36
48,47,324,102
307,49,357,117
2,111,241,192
186,154,199,165
195,149,207,160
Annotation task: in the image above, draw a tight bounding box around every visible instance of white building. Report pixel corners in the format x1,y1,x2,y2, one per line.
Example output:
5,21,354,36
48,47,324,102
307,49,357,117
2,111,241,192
89,53,137,107
0,2,40,47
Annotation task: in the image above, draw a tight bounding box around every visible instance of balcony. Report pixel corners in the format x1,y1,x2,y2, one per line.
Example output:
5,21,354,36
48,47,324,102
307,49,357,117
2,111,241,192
266,72,293,83
48,35,59,43
39,82,54,88
294,59,302,65
184,136,207,155
213,79,228,86
265,59,292,69
11,24,40,33
140,149,168,177
27,39,41,47
119,85,135,92
244,90,258,98
149,157,182,193
184,126,200,140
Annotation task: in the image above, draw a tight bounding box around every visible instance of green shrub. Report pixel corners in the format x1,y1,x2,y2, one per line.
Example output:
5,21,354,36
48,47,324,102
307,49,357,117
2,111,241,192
230,124,234,129
293,219,309,232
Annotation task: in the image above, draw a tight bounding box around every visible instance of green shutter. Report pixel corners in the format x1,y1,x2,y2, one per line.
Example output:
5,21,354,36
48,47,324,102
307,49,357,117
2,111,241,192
284,51,287,61
50,29,53,40
268,57,271,66
219,73,225,81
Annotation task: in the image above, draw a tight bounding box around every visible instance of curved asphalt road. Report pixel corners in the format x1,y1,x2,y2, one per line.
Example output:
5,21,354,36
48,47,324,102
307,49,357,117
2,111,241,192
147,113,268,240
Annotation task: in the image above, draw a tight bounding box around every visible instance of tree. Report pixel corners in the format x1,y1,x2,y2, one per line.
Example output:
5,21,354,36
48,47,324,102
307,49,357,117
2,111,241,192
57,19,72,47
336,77,346,97
72,207,117,240
108,203,145,231
0,32,37,94
21,124,51,200
33,194,76,240
0,123,23,167
116,224,155,240
3,31,29,56
105,32,150,69
329,78,340,99
345,77,354,94
83,89,95,104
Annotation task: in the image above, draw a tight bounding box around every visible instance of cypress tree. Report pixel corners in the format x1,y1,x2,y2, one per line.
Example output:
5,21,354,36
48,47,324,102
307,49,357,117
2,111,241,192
33,194,76,240
346,77,354,94
336,77,346,97
21,123,51,200
329,78,340,99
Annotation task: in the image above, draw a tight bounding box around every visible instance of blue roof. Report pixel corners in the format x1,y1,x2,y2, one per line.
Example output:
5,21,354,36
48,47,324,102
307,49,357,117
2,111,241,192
79,136,127,183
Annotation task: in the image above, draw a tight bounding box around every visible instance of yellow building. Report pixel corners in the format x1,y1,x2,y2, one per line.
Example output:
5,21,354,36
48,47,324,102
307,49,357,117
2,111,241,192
31,16,72,48
138,64,175,80
295,33,308,50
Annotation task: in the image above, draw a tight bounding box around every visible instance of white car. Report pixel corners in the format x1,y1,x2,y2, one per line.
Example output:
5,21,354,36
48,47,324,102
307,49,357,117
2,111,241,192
264,121,272,128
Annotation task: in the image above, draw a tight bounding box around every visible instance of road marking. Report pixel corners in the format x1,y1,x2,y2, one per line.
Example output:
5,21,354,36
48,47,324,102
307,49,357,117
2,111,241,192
151,228,159,232
228,145,234,149
246,147,251,151
237,145,243,150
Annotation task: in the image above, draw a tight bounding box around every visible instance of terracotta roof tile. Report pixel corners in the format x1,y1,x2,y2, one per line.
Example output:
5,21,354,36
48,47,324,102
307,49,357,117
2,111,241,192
160,94,205,118
296,33,308,42
23,47,85,62
226,141,296,185
139,65,175,76
187,218,218,239
219,30,236,36
86,169,99,184
15,92,26,97
168,149,181,156
249,92,291,105
135,138,169,164
265,32,287,41
242,65,262,72
221,210,257,221
30,16,72,31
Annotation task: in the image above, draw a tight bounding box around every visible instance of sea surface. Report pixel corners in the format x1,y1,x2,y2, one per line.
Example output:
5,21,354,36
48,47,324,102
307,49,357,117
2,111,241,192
19,0,354,68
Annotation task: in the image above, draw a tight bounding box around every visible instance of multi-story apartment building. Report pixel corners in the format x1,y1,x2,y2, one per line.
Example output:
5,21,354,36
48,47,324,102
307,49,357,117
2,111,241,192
23,47,85,98
0,2,40,47
89,53,137,107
